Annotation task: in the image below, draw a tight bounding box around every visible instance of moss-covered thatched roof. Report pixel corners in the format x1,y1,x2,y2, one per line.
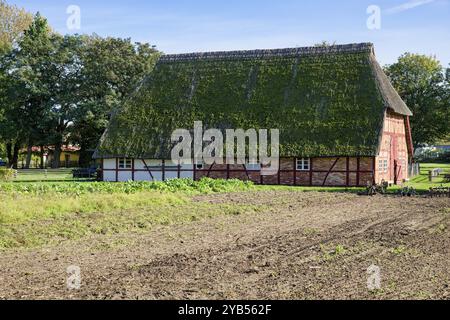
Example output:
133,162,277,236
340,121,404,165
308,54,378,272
94,43,412,159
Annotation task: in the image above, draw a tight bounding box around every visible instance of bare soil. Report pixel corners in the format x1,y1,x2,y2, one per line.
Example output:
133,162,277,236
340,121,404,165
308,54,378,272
0,191,449,300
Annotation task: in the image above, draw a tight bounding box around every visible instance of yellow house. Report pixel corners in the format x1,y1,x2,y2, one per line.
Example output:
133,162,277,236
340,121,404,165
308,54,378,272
19,145,81,168
47,145,81,168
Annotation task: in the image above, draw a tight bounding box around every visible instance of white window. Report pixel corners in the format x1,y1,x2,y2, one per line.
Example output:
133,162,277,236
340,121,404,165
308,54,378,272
296,158,310,171
379,159,388,173
119,158,132,169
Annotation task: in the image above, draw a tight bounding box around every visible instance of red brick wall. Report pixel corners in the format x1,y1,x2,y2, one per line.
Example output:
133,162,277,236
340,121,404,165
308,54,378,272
195,157,374,187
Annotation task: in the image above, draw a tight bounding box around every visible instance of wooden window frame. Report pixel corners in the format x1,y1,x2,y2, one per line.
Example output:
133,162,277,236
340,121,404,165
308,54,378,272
296,158,310,171
118,158,132,169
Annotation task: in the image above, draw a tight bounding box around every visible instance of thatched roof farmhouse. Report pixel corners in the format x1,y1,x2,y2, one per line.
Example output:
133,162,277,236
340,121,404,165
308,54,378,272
95,43,413,186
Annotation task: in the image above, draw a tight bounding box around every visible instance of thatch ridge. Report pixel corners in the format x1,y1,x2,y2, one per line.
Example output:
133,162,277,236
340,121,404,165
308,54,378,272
160,43,374,63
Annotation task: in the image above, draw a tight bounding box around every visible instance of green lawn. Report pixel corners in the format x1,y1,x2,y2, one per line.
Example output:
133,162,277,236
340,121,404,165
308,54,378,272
400,163,450,192
13,169,78,182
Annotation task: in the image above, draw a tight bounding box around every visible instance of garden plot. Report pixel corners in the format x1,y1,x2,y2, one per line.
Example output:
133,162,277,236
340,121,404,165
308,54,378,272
0,190,448,300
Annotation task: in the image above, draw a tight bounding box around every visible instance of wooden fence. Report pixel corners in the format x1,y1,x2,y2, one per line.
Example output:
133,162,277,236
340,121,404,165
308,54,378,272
408,163,420,178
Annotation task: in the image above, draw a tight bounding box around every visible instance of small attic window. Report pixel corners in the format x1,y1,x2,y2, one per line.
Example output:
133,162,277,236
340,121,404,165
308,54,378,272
296,158,310,171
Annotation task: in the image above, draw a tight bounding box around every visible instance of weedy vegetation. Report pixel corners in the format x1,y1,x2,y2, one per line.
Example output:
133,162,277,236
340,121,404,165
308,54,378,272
0,178,260,249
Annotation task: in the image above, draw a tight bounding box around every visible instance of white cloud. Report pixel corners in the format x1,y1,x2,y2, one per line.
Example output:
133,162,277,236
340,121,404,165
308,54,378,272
385,0,435,14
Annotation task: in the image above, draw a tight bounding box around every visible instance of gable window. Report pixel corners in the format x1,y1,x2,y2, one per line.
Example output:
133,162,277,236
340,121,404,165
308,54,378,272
378,159,388,173
119,158,132,169
296,158,310,171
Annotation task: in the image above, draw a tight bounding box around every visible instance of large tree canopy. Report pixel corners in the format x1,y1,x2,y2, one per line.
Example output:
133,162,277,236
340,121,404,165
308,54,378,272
0,0,33,167
70,36,159,166
0,0,32,53
1,10,160,168
385,53,449,147
0,13,54,167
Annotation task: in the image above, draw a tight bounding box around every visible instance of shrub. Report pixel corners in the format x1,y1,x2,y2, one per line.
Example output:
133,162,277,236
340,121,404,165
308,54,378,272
0,168,15,181
415,149,450,163
0,177,254,195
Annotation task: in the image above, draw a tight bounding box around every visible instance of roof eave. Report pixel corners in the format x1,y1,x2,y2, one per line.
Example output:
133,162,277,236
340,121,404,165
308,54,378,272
369,54,413,117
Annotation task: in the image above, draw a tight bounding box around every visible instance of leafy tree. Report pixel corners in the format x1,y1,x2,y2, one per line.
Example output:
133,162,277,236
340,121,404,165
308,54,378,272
446,64,449,83
0,13,54,168
70,36,159,166
0,142,5,159
0,0,32,167
1,7,160,168
42,34,85,168
0,0,32,53
385,53,449,147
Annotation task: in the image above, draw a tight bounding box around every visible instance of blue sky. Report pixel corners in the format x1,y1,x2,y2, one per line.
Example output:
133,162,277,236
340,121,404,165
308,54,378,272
9,0,450,66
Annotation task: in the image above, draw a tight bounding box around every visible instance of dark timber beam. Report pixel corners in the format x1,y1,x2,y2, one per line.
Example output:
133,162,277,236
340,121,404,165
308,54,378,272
346,157,350,187
293,158,297,186
356,157,361,186
115,158,119,182
206,163,215,178
141,159,155,181
322,158,340,187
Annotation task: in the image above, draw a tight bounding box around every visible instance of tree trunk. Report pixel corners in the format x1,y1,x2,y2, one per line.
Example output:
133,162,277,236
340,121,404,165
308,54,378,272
6,142,13,167
12,144,19,169
52,142,62,169
25,141,33,169
40,145,45,169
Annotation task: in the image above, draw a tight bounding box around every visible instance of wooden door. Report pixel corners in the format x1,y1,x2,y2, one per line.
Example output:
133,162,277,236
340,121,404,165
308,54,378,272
391,136,402,184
